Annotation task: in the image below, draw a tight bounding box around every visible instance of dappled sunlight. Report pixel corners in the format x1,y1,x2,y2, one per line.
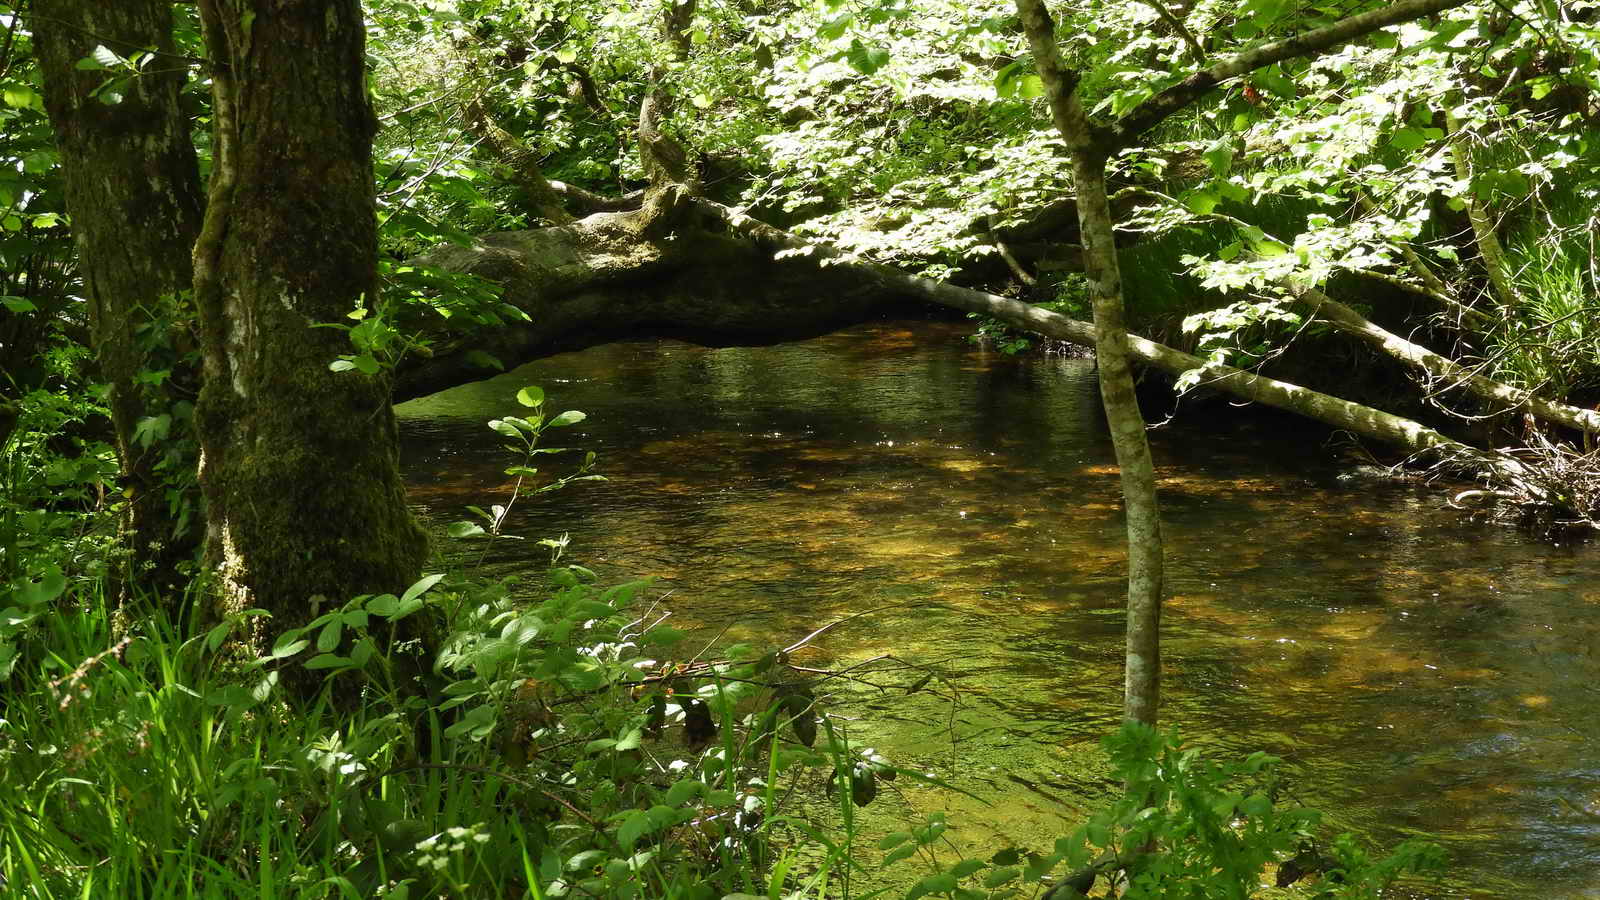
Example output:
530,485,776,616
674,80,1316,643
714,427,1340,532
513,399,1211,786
399,320,1600,896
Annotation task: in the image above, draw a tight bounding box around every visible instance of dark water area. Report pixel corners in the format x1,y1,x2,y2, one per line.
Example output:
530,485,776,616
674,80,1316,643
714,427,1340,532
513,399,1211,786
397,319,1600,898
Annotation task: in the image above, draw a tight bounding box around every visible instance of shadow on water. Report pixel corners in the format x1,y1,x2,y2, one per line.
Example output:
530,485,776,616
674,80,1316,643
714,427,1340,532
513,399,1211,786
398,319,1600,898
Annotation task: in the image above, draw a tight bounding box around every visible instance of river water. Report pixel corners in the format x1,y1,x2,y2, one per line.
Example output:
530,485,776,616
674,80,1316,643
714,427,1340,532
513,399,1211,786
397,318,1600,898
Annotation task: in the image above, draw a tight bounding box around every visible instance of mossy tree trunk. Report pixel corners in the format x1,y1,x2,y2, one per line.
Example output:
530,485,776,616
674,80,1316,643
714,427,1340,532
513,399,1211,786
33,0,205,595
192,0,426,629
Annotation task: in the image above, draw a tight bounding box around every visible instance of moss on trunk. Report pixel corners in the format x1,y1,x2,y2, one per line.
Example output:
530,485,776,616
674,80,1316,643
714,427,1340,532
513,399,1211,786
34,0,206,595
194,0,426,633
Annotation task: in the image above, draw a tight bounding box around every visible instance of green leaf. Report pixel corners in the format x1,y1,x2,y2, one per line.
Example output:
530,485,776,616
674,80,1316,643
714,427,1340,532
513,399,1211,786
1084,820,1111,847
617,809,650,850
329,358,358,372
663,779,703,806
906,872,957,900
1,296,36,313
16,567,66,607
984,866,1021,888
845,39,890,75
1017,75,1043,99
304,653,351,670
401,574,444,607
950,858,986,878
818,11,853,40
317,619,343,652
205,623,232,654
516,386,545,408
878,831,912,850
2,86,40,109
92,45,123,68
447,521,486,538
615,727,643,751
882,843,918,866
1184,190,1219,215
488,419,521,438
270,633,309,660
548,410,586,427
1389,126,1428,153
1203,145,1234,177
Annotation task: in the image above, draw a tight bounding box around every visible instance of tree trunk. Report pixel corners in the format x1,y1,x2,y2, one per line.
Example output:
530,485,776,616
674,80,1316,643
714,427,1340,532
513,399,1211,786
193,0,426,631
1017,0,1162,726
33,0,205,595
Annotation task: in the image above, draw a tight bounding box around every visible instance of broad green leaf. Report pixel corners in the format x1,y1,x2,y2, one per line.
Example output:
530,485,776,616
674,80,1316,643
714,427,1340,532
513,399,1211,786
270,637,309,660
17,567,67,607
401,573,445,606
1,296,35,313
984,866,1021,888
663,779,702,806
317,618,343,652
548,410,586,427
906,872,957,900
616,809,650,850
845,39,889,75
516,386,545,408
447,521,486,538
1389,126,1427,153
818,12,852,40
883,843,918,866
304,653,351,670
1185,190,1219,215
2,86,39,109
950,858,986,878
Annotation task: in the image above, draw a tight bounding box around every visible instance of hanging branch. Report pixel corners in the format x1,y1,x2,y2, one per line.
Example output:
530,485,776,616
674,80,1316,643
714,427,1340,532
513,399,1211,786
1104,0,1477,153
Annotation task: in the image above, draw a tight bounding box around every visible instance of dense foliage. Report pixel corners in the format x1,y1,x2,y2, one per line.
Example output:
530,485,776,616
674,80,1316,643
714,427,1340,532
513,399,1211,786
6,0,1598,894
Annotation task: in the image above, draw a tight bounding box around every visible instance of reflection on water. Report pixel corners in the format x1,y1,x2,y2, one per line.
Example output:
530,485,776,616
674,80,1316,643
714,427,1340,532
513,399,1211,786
398,319,1600,898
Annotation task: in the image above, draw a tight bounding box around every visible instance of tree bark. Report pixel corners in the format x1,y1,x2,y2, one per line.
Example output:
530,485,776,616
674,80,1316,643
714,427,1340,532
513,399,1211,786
193,0,426,631
1018,0,1162,727
33,0,206,595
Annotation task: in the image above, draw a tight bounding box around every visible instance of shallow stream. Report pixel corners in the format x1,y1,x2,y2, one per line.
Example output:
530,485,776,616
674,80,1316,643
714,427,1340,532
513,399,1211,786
398,318,1600,898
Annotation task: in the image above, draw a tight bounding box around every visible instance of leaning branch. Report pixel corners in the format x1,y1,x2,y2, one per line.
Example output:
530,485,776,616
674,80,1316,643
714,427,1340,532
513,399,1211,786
686,196,1530,487
1286,283,1600,435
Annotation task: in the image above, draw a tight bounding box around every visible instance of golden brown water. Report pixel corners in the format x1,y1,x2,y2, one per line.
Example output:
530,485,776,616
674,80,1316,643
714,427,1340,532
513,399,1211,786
398,319,1600,898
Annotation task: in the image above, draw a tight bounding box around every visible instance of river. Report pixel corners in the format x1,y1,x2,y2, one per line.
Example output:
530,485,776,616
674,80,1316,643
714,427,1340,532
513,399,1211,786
397,318,1600,898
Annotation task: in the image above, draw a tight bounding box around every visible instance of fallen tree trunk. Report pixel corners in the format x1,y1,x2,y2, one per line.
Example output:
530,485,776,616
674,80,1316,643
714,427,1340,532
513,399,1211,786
397,194,1545,496
392,205,913,402
684,196,1540,487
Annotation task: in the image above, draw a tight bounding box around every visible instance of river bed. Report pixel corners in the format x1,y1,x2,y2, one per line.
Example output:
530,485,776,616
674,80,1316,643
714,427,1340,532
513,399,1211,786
398,318,1600,898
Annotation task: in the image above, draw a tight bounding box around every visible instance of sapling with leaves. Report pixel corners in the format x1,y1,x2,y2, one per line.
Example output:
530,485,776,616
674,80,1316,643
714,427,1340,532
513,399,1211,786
447,384,604,564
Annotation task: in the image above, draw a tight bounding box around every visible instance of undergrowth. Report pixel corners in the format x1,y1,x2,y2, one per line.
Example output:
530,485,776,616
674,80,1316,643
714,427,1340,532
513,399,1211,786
0,380,1444,899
